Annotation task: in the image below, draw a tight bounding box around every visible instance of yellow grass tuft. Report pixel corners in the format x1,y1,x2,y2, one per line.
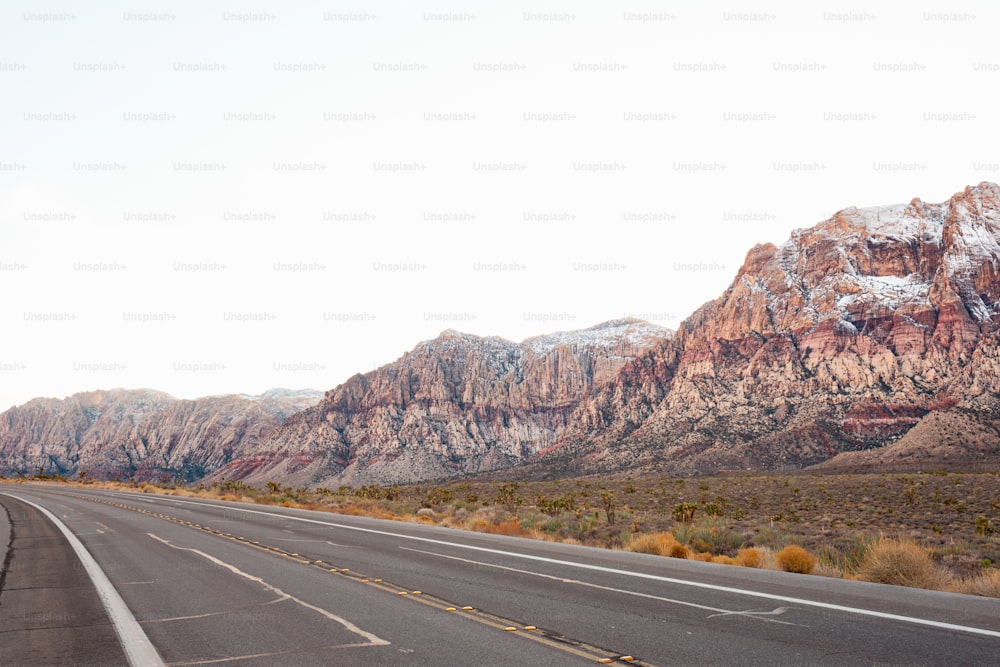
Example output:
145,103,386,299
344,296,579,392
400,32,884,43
669,543,692,559
482,518,530,537
625,532,678,556
776,545,817,574
735,547,763,568
858,537,952,590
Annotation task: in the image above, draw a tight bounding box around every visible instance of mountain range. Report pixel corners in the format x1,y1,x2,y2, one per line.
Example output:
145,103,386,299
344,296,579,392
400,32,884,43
3,183,999,483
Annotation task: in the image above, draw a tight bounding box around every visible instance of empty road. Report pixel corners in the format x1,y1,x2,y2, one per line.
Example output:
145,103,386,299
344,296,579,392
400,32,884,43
2,483,999,665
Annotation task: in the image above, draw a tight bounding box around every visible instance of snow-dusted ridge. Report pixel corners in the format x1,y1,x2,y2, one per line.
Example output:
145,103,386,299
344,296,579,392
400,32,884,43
237,388,325,402
758,181,1000,327
522,318,671,354
421,318,672,356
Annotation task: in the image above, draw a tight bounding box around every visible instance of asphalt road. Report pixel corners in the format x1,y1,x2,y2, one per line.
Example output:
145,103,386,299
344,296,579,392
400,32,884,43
2,484,999,666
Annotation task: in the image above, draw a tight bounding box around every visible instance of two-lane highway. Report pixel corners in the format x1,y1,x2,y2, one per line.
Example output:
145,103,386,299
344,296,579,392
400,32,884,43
2,484,999,665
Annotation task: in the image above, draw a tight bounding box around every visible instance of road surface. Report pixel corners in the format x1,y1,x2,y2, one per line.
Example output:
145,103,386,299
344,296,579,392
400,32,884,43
2,483,999,665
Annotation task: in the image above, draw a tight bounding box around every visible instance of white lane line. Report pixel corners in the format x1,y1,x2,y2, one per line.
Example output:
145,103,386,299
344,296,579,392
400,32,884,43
3,493,165,667
143,596,287,624
168,644,381,666
94,493,1000,640
147,533,388,647
400,546,800,626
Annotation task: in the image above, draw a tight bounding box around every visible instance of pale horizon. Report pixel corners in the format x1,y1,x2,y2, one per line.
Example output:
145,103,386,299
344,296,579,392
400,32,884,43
2,1,996,411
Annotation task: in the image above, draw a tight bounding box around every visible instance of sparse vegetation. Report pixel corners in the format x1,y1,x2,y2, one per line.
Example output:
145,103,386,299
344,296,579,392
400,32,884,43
5,469,998,597
856,537,952,590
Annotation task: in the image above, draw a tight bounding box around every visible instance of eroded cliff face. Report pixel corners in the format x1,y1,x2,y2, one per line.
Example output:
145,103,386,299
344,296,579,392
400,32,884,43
213,320,670,486
560,183,1000,475
0,389,321,480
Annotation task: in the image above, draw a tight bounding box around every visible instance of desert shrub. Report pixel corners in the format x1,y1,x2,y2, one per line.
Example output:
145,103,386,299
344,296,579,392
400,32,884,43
494,483,523,513
857,537,951,590
600,490,616,526
539,519,563,533
975,515,995,536
713,555,736,565
735,547,763,569
536,492,576,516
776,545,817,574
671,522,695,545
673,517,748,556
692,552,713,562
703,502,723,517
672,502,698,523
424,486,454,507
668,543,691,559
691,538,713,553
627,532,677,556
483,518,529,537
951,569,1000,598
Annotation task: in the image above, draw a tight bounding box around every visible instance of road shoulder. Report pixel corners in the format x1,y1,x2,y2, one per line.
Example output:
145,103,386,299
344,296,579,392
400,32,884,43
0,493,129,666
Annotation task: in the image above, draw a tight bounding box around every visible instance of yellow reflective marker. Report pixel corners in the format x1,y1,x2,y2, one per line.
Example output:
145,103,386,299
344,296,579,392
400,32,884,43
446,607,457,612
361,579,370,583
398,591,408,595
412,591,422,595
524,626,537,631
504,627,517,632
620,657,636,662
461,606,473,610
374,578,383,582
599,660,613,664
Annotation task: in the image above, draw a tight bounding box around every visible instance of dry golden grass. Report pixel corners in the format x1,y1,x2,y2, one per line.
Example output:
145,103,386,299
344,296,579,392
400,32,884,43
857,537,952,590
776,545,817,574
482,518,531,537
950,569,1000,597
669,543,692,559
735,547,764,568
626,532,678,556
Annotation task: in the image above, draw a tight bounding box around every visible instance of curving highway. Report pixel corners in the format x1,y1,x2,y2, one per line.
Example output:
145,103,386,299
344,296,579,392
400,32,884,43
2,483,999,665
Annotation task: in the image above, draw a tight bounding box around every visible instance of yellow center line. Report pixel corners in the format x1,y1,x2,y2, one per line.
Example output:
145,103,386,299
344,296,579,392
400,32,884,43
62,491,654,665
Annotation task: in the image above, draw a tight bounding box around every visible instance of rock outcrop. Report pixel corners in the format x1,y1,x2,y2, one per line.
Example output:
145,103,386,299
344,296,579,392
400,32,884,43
551,182,1000,475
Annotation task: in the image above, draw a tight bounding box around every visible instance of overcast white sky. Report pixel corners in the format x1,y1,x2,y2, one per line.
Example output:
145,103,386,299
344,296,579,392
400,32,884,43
1,1,998,410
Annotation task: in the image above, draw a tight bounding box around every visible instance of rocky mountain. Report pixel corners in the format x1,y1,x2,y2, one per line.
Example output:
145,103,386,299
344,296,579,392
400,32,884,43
542,182,1000,476
211,319,669,486
4,184,999,486
0,389,322,480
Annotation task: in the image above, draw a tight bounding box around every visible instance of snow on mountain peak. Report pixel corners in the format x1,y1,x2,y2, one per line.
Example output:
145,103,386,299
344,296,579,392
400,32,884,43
522,318,671,354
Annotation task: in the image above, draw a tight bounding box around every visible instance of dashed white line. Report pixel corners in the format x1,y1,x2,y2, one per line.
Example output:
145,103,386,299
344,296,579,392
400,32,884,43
123,492,1000,640
147,533,388,648
400,546,799,625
